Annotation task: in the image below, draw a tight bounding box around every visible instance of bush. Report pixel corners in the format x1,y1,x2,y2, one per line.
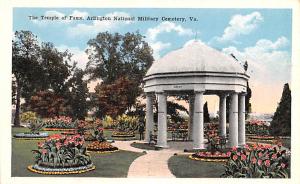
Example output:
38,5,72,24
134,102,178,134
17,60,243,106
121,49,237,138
32,134,91,168
222,144,290,178
102,115,114,129
115,114,138,133
20,111,37,124
43,116,75,129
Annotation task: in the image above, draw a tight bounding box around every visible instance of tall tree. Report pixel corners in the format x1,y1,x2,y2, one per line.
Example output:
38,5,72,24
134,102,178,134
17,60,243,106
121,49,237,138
203,101,210,123
12,31,41,126
86,31,153,112
12,31,73,125
67,69,89,120
270,83,291,136
245,82,252,118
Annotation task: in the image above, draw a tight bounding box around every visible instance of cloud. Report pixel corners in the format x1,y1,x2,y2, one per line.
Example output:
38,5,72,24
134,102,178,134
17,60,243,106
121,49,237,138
66,11,133,37
32,10,89,26
215,12,263,43
145,22,193,59
57,45,88,70
222,37,290,113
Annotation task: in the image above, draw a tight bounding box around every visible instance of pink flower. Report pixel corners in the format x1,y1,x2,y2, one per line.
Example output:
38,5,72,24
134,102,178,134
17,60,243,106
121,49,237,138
237,152,241,156
258,159,262,166
41,149,47,154
232,146,237,151
251,157,257,164
258,152,263,158
265,154,270,159
241,154,247,161
264,160,271,167
272,154,277,159
56,142,62,149
226,151,231,157
233,155,238,161
37,142,44,148
281,163,286,168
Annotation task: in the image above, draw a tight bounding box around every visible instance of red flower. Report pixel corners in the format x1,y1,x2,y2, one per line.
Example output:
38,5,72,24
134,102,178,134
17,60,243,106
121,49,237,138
41,149,47,154
233,155,238,161
226,151,231,157
271,154,277,159
232,146,237,151
56,142,62,149
258,159,262,166
241,154,247,161
251,157,257,164
264,160,271,167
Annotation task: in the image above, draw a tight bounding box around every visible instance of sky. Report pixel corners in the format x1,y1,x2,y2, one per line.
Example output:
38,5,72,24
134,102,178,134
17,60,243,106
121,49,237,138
13,8,292,114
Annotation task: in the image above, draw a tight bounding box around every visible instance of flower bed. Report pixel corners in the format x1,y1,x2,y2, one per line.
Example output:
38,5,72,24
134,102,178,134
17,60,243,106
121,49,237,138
87,141,118,153
14,132,48,139
222,144,290,178
111,131,135,138
43,116,76,129
29,134,95,175
247,135,275,141
189,151,230,162
246,119,269,135
43,128,76,131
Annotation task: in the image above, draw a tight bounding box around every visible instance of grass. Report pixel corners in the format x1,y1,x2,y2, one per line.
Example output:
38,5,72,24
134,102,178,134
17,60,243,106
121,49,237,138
168,155,225,178
11,127,144,177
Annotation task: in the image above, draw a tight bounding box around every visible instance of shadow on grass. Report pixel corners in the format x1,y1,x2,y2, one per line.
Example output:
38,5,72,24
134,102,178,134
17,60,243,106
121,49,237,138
168,155,225,178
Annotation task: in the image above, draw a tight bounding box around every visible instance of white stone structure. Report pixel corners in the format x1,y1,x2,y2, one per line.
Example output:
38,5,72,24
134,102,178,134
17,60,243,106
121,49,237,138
143,41,249,149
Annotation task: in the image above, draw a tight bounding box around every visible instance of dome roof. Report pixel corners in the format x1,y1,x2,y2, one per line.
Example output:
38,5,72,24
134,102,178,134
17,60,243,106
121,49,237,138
146,41,245,76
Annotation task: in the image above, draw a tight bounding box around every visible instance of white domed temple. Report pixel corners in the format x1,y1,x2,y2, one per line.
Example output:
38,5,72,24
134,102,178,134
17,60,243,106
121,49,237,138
143,41,249,149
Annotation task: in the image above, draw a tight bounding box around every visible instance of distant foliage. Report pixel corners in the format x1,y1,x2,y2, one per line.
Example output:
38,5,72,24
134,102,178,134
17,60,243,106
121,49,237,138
20,111,37,123
203,102,210,123
270,83,291,136
26,90,70,118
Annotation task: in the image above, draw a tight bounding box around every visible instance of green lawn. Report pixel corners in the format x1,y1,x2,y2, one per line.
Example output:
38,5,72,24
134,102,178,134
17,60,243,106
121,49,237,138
168,155,225,178
11,127,144,177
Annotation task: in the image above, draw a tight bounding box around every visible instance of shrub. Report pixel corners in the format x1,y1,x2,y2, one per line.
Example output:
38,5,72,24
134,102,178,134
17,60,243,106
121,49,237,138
20,111,37,124
32,134,91,168
115,114,138,133
222,144,290,178
246,120,269,135
28,119,45,134
102,115,114,129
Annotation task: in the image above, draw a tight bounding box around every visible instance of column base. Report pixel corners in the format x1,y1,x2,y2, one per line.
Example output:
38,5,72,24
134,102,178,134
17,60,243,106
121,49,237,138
155,144,169,149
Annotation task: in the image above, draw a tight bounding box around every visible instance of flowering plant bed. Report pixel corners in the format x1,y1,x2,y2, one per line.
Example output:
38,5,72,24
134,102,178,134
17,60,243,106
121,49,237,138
222,144,290,178
43,128,76,131
29,134,95,175
87,141,118,153
246,119,269,135
43,116,76,129
248,135,275,141
111,131,135,138
189,151,230,162
14,132,48,139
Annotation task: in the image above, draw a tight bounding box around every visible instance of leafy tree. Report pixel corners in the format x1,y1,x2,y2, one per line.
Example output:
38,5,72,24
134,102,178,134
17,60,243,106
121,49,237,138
25,90,70,118
12,31,73,125
67,69,89,120
86,31,153,112
93,76,136,118
270,83,291,136
203,101,210,123
12,31,41,126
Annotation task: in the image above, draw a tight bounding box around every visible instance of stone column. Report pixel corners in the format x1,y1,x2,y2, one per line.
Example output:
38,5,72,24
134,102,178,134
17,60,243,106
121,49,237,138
157,92,168,148
219,94,227,137
193,91,205,149
238,93,246,146
145,93,154,142
229,92,238,147
188,95,195,140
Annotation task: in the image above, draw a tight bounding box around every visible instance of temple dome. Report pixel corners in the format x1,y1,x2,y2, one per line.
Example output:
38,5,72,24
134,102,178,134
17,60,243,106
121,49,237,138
146,41,245,77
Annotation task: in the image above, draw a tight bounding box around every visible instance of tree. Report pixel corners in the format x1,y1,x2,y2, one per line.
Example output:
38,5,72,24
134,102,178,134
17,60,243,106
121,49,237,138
86,31,154,112
270,83,291,136
93,76,136,118
25,90,70,118
12,31,41,126
12,31,73,125
245,82,252,118
203,102,210,123
67,69,89,120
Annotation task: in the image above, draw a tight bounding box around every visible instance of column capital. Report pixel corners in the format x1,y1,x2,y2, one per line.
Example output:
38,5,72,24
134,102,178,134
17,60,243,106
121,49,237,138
239,92,247,96
218,92,229,98
194,90,205,94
